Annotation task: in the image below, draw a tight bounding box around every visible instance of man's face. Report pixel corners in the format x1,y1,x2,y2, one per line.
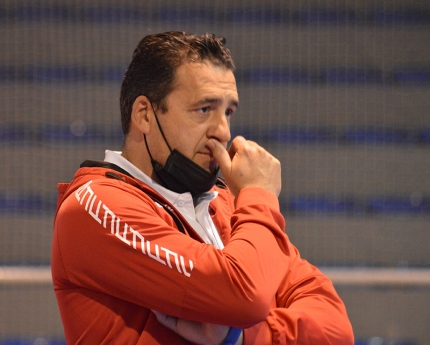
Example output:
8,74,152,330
150,61,239,173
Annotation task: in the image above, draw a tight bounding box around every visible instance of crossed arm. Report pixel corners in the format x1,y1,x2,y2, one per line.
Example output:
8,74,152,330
150,138,353,344
152,248,354,345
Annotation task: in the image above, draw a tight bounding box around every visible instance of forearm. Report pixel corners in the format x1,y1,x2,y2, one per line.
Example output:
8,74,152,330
242,275,354,345
243,308,353,345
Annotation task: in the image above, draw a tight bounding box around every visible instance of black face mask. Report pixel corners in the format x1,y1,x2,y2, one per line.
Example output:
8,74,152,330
144,105,219,197
150,149,219,197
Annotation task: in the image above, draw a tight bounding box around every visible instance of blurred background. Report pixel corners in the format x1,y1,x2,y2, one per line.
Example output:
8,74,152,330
1,0,429,344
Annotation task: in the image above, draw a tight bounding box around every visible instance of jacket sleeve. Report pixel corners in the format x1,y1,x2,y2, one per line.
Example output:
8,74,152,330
52,178,290,328
242,243,354,345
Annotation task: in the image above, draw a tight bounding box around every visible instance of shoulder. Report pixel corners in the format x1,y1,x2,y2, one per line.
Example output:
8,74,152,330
58,167,159,215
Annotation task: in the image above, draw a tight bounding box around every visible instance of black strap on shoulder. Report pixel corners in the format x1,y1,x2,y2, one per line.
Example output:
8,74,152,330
81,160,186,234
80,160,133,178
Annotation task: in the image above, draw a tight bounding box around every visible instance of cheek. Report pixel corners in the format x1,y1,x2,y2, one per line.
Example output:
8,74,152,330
173,128,206,157
150,139,171,165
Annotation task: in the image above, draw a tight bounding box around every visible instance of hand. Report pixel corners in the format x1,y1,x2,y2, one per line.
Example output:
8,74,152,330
207,136,281,196
152,311,241,345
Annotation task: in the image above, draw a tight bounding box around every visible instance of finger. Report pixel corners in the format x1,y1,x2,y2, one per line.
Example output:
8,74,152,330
227,136,247,159
205,139,232,175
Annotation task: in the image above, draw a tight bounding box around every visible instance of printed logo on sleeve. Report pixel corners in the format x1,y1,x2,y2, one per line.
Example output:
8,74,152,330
75,180,194,277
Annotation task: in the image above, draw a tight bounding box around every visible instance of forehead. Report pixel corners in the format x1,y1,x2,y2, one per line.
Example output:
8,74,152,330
171,62,238,102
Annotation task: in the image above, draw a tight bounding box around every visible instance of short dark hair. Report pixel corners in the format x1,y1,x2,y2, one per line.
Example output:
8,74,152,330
120,31,235,135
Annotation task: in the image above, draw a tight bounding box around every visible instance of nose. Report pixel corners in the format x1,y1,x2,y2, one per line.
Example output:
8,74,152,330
207,111,231,145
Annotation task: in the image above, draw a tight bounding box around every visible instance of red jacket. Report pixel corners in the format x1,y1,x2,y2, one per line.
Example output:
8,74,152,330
52,163,354,344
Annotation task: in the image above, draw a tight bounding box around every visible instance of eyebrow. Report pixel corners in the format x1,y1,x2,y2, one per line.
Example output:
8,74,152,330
195,97,239,108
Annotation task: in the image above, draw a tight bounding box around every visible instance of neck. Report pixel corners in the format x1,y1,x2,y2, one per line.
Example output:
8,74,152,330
122,134,160,183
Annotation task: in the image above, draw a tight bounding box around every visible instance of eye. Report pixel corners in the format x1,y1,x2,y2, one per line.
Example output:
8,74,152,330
199,106,211,114
225,108,234,117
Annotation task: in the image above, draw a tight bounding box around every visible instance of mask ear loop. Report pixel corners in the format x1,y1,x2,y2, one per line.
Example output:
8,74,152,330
143,134,155,162
143,100,172,167
150,102,173,152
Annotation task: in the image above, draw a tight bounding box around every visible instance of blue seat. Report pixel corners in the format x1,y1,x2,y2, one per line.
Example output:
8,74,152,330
367,197,430,214
372,8,430,25
0,192,55,214
41,124,118,142
0,125,27,142
289,196,357,214
240,68,314,84
419,128,430,143
393,69,430,84
271,127,335,143
296,8,357,25
225,9,285,23
342,128,412,144
323,67,384,84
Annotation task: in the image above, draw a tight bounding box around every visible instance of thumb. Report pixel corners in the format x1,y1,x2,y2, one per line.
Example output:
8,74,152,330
206,139,232,178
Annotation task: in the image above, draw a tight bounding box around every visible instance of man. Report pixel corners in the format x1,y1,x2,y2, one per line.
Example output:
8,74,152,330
52,31,354,344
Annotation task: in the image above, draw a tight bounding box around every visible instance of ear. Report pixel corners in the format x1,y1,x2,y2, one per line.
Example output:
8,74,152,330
130,95,153,134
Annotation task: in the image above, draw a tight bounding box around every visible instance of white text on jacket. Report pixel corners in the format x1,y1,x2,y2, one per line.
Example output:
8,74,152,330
74,180,194,277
